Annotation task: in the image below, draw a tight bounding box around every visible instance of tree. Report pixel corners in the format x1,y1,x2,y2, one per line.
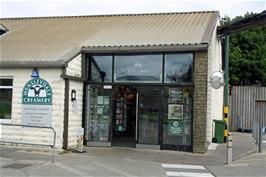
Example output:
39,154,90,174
221,13,266,86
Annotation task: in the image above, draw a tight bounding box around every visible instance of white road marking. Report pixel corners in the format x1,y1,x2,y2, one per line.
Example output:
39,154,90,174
162,163,215,177
166,171,214,177
162,163,206,169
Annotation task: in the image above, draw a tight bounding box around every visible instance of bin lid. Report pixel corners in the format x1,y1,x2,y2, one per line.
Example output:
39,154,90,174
213,119,224,123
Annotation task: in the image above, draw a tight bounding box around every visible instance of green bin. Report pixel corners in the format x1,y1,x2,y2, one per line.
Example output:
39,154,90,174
212,120,225,144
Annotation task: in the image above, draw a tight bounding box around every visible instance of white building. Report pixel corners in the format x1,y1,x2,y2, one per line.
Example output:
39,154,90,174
0,11,223,153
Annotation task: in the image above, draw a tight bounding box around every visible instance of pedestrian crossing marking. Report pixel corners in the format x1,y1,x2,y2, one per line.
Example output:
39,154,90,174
162,163,214,177
166,171,214,177
162,163,206,170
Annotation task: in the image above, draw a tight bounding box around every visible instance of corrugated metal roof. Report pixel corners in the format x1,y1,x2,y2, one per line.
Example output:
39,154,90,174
0,11,219,66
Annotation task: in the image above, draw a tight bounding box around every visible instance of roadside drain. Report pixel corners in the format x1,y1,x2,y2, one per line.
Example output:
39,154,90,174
2,163,33,169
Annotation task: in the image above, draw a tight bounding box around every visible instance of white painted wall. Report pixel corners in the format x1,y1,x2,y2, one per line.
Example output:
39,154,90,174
65,53,84,148
67,80,84,148
0,54,85,150
206,21,224,144
66,54,82,77
0,68,65,148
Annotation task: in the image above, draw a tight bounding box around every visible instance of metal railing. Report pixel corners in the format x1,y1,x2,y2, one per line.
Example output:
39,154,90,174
0,123,56,162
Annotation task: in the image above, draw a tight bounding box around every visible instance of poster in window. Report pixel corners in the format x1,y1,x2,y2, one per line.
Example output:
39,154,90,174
97,106,103,114
168,104,183,119
97,96,104,104
103,96,110,105
168,120,183,136
169,88,183,103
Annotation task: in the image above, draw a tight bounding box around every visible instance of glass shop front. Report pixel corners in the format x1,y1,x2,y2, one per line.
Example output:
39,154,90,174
85,53,194,151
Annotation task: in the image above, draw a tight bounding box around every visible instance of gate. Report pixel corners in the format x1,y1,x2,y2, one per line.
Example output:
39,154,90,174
229,86,266,131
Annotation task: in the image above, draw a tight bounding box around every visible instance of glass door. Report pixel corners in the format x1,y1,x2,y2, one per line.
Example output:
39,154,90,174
86,85,112,143
137,86,161,145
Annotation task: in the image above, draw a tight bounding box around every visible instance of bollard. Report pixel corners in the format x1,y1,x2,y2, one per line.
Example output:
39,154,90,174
227,132,233,165
259,127,262,153
76,127,84,152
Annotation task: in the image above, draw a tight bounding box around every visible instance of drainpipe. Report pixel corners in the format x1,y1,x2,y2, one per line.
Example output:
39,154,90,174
62,67,70,150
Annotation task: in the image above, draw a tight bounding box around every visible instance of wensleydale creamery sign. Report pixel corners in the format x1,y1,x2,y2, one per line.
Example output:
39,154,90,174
22,78,53,127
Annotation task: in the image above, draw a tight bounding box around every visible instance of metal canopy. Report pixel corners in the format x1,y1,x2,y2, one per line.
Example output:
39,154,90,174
218,10,266,37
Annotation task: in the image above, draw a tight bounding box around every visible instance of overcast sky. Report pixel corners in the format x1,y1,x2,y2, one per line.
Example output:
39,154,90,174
1,0,265,18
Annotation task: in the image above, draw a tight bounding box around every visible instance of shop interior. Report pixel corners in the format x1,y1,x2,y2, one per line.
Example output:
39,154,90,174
112,86,137,147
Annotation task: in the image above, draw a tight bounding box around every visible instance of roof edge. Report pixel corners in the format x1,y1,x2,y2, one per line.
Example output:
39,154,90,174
60,47,82,67
82,44,208,54
201,11,220,43
0,10,219,20
0,61,66,68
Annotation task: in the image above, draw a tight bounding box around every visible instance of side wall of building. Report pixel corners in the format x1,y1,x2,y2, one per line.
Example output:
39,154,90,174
67,80,84,148
206,21,224,145
65,53,84,148
0,68,65,148
66,54,82,78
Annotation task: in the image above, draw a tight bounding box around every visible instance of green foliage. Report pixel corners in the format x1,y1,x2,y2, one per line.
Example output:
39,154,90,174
223,13,266,85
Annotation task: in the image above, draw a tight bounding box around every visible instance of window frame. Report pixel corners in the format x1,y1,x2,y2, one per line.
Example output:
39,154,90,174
164,53,194,84
0,78,13,123
87,52,194,86
114,54,163,83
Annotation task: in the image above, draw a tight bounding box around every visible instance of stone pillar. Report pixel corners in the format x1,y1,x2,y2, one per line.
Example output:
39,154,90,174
193,51,208,153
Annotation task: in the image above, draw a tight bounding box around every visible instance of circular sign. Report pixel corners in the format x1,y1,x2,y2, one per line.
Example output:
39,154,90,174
209,71,224,89
173,121,179,127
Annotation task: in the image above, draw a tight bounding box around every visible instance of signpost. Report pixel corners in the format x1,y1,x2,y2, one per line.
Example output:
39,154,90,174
21,78,53,127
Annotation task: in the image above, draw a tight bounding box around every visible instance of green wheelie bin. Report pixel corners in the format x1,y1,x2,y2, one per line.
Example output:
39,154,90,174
212,120,225,144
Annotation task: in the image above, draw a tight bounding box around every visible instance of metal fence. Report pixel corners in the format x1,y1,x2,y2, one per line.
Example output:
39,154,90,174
253,100,266,152
229,86,266,131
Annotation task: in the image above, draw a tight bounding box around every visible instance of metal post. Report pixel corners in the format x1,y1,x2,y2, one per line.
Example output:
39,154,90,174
259,124,262,153
135,93,139,141
224,34,232,165
224,34,229,143
227,133,233,164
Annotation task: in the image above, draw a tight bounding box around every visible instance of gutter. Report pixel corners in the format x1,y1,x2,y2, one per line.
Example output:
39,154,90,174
82,44,208,54
0,61,66,68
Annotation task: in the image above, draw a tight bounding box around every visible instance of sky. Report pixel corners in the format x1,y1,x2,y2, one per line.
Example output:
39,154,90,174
0,0,265,18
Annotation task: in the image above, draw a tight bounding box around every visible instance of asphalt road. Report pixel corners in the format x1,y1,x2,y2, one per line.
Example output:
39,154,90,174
1,148,265,177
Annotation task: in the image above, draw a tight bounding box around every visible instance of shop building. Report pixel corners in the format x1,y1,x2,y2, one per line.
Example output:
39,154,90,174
0,11,223,153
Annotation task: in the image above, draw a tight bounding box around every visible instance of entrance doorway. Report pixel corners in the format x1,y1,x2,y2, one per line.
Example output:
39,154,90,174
111,86,161,148
86,85,193,151
112,86,137,147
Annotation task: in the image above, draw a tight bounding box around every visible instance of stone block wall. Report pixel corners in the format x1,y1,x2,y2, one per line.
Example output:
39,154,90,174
193,51,208,153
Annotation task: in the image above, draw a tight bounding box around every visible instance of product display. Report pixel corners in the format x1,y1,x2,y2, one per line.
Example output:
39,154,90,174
114,96,127,133
88,87,111,142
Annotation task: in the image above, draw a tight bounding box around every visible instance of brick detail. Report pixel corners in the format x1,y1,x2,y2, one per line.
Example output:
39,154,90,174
193,51,208,153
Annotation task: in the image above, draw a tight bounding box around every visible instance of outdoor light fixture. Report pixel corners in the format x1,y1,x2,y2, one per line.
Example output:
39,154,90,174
31,68,39,78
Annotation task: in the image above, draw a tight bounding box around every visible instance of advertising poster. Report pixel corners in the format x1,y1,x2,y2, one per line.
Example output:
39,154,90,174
168,120,183,136
169,88,183,103
168,104,183,119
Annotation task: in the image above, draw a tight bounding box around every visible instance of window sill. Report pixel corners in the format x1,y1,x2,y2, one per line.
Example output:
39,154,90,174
0,119,12,124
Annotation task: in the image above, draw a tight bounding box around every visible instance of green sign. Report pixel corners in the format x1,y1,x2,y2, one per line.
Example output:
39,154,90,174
22,78,52,105
168,120,183,136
